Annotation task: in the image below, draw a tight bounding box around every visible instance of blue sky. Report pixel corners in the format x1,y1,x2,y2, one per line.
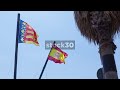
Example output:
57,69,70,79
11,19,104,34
0,11,120,79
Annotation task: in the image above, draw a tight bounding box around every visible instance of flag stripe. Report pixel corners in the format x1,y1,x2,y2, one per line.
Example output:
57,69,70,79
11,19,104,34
25,33,34,36
48,56,64,64
25,35,34,39
26,24,34,31
25,41,39,46
24,38,39,45
26,30,34,34
24,38,34,42
25,40,36,44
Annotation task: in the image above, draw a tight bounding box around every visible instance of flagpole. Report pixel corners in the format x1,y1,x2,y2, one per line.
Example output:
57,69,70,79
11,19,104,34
39,41,56,79
14,13,20,79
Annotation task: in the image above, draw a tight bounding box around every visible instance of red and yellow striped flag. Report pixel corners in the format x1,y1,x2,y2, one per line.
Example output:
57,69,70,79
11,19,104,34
18,20,39,46
48,45,68,64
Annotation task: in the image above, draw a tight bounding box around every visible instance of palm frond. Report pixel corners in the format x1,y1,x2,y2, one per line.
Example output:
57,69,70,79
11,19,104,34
74,11,120,45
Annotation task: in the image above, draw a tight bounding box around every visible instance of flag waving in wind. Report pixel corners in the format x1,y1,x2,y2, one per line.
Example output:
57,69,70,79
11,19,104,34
18,20,39,46
39,41,68,79
48,45,68,64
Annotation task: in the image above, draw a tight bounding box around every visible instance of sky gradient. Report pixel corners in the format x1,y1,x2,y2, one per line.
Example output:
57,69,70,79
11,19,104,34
0,11,120,79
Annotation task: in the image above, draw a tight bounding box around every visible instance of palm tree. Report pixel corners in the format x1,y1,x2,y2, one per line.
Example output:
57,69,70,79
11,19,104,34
74,11,120,79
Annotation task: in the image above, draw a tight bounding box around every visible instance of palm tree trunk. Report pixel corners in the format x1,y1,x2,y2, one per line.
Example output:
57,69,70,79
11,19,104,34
99,40,118,79
74,11,120,79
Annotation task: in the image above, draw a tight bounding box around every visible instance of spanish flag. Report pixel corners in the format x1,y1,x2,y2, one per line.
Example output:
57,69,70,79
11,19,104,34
48,45,68,64
18,20,39,46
